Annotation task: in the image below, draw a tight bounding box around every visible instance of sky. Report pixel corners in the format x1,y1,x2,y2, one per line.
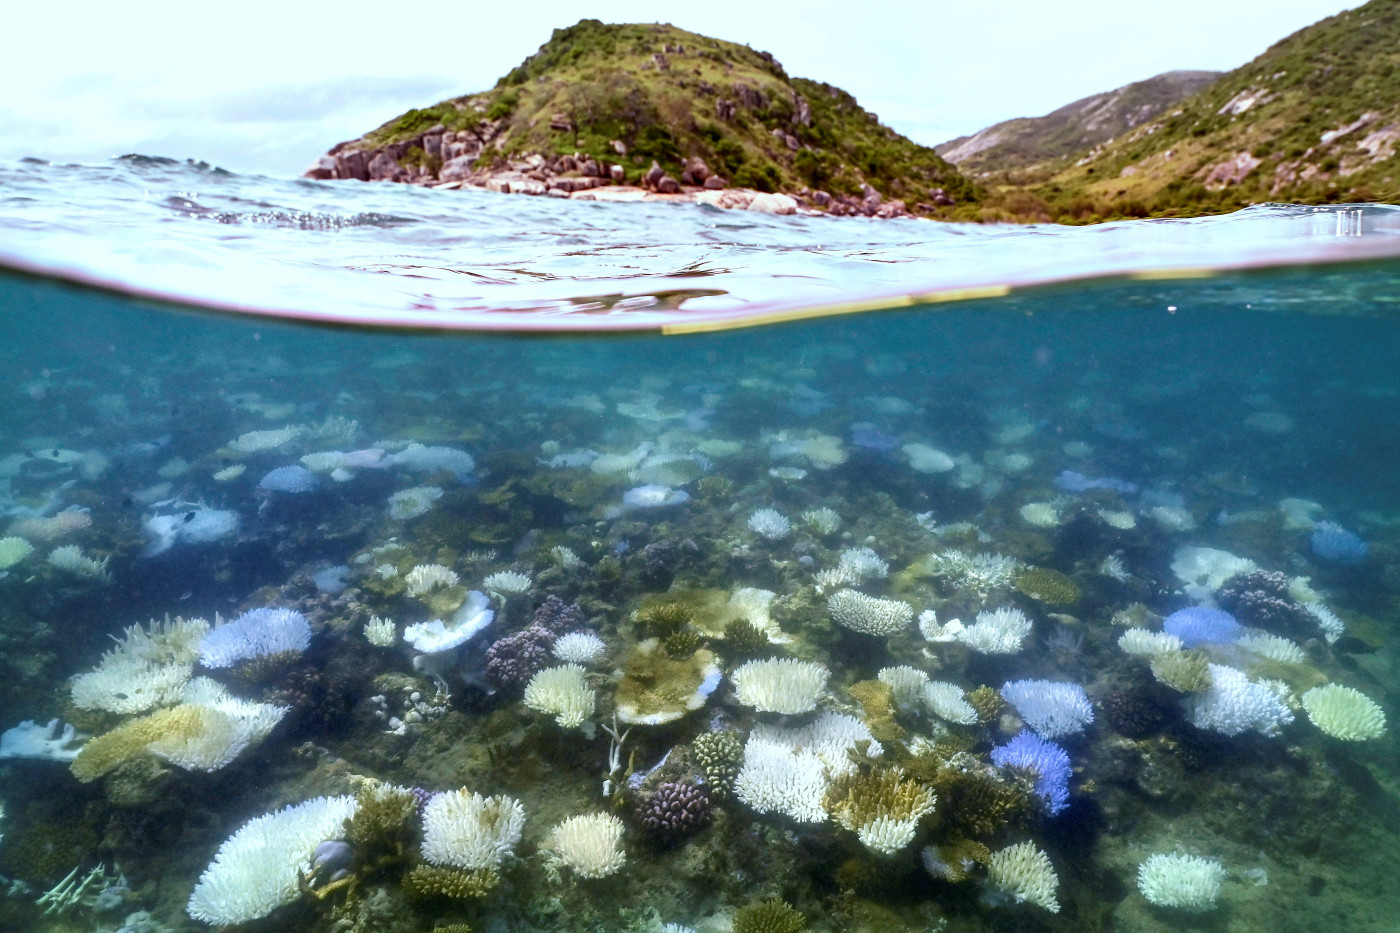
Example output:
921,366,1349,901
0,0,1363,177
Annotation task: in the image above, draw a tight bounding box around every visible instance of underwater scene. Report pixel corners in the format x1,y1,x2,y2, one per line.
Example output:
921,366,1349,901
4,175,1400,933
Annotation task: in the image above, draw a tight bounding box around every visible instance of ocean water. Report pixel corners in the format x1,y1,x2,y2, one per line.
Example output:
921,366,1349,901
1,157,1400,933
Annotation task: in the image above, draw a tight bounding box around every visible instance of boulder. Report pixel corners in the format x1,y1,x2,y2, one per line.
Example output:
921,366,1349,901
582,159,602,177
335,150,370,181
656,175,681,194
609,164,625,182
509,178,547,196
305,155,336,180
367,150,403,181
610,139,627,156
423,134,442,158
747,192,798,215
439,155,478,183
549,113,575,132
703,175,727,190
716,99,736,121
643,160,666,190
680,157,712,185
811,189,831,207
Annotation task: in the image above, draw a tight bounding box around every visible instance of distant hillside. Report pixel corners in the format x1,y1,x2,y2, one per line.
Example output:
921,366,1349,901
998,0,1400,221
937,71,1220,175
310,20,979,218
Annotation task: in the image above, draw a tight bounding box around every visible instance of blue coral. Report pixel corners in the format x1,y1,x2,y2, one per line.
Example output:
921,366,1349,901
1310,521,1368,564
1163,606,1242,646
990,730,1072,815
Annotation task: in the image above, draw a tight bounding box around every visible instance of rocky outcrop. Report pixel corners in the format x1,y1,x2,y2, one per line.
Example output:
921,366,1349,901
304,128,924,219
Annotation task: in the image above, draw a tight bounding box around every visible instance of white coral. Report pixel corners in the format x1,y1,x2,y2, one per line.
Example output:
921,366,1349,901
545,813,626,879
404,563,459,597
732,658,828,715
483,570,532,596
523,665,595,728
1118,629,1183,657
551,631,606,664
1184,664,1294,737
421,789,525,871
988,840,1059,912
186,795,356,924
1301,684,1386,740
1137,852,1224,910
959,607,1032,654
748,508,792,540
828,589,913,636
922,681,979,725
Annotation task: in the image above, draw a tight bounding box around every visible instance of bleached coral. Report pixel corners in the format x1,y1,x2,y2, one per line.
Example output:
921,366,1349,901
404,591,494,654
483,570,532,596
825,767,937,856
1301,684,1386,740
363,616,397,647
1000,680,1094,738
551,631,606,664
1149,505,1196,532
734,712,882,823
836,546,888,582
198,608,311,668
523,664,595,728
1137,852,1225,911
1238,632,1305,664
187,795,356,925
925,549,1020,594
388,486,443,520
903,443,956,473
732,658,829,714
0,536,33,570
1303,601,1345,643
1184,664,1294,736
0,719,85,762
828,589,914,636
227,426,301,454
421,789,525,871
1019,501,1062,527
405,563,459,597
801,507,842,535
544,813,626,879
7,509,91,541
988,840,1059,912
1171,546,1257,602
389,443,474,478
1118,629,1184,657
146,679,288,772
877,666,929,710
959,607,1033,654
748,508,792,540
922,681,979,725
47,545,109,580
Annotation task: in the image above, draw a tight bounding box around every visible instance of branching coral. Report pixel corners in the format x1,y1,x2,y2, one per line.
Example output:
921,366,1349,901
823,765,936,855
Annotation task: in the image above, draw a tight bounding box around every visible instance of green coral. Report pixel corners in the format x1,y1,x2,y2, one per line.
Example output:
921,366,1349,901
823,765,936,832
928,766,1030,838
614,638,720,725
70,705,206,783
846,679,906,744
403,864,498,899
692,730,743,798
346,783,419,861
1151,649,1213,692
733,898,807,933
1013,566,1082,605
965,685,1004,724
721,617,771,659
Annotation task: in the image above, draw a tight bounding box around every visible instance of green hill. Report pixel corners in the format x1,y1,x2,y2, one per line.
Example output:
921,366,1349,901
312,20,979,218
998,0,1400,221
937,71,1220,175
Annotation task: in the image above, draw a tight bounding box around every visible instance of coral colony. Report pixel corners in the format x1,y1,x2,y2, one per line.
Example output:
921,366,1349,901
0,313,1396,933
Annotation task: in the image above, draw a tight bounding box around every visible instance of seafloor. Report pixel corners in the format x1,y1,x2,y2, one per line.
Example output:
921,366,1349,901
1,266,1398,933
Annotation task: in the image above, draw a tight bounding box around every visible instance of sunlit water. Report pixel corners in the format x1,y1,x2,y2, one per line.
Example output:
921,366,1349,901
0,157,1399,933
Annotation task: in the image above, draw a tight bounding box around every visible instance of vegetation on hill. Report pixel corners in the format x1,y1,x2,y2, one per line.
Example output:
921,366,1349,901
352,20,979,215
937,71,1220,175
980,0,1400,222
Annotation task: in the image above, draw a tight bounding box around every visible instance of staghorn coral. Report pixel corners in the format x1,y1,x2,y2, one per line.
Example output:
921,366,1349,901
928,765,1029,839
523,664,596,728
1000,680,1094,738
1013,567,1081,605
733,898,807,933
721,618,771,658
662,630,702,659
421,789,525,872
634,596,693,638
991,731,1072,815
345,782,418,857
823,765,936,855
403,863,498,899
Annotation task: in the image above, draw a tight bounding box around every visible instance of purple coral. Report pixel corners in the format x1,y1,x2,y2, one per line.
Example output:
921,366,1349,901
1163,606,1242,647
635,780,711,841
991,730,1072,816
485,597,588,691
532,596,585,636
1216,570,1313,639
